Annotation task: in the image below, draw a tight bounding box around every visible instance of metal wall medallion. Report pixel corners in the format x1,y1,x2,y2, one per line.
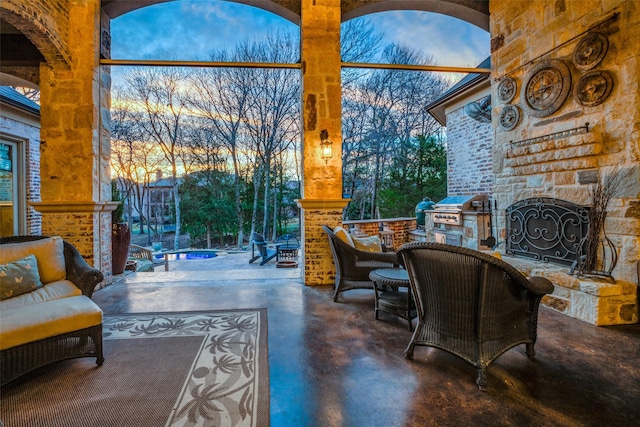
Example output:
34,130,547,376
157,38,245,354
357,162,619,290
521,59,571,118
497,76,517,103
574,70,613,106
463,95,492,123
573,32,609,70
499,105,520,130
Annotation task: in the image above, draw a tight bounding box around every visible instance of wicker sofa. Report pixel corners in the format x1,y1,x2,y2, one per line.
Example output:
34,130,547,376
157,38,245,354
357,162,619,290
0,235,105,386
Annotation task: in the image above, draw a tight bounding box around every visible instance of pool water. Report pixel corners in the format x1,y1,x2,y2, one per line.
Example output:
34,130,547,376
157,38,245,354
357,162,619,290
154,251,218,261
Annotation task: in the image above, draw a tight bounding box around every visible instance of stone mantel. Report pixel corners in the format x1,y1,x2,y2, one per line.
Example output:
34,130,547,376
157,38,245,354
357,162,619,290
30,201,119,213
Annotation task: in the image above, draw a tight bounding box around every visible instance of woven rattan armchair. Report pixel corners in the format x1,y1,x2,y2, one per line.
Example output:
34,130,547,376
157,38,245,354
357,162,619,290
398,242,554,390
322,225,399,302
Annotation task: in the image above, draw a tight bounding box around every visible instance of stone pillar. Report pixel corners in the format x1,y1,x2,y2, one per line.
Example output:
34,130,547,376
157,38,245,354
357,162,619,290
297,0,349,285
31,0,114,283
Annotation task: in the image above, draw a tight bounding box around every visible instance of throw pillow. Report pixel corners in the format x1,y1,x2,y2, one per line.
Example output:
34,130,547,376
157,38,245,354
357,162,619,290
333,226,354,247
352,235,383,252
0,254,43,301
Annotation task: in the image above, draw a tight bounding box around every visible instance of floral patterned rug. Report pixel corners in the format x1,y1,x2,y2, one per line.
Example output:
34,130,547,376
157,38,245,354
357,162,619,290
105,310,269,427
1,310,269,427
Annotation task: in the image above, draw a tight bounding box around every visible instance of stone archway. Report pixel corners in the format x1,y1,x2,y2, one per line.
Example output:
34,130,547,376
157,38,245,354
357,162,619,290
0,0,70,72
341,0,489,30
103,0,493,286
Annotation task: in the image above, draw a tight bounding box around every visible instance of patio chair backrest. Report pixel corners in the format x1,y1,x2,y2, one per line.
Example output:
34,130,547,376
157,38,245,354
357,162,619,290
251,233,268,256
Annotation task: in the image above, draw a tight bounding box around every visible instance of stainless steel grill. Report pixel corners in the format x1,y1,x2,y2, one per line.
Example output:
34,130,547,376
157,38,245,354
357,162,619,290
432,195,487,226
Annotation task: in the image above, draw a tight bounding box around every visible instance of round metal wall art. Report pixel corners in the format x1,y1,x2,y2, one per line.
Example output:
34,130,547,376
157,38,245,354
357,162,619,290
497,76,517,103
521,59,572,118
574,70,613,107
573,32,609,71
499,105,520,130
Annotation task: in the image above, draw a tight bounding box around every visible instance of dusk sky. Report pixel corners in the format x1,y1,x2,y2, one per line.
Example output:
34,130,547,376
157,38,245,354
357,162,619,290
110,0,490,84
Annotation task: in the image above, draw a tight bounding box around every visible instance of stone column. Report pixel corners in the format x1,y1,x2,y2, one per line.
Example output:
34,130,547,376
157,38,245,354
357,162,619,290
32,0,114,283
296,0,349,285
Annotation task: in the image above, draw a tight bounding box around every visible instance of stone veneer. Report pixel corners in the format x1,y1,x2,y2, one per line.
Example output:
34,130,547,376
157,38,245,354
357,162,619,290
490,0,639,324
4,0,115,283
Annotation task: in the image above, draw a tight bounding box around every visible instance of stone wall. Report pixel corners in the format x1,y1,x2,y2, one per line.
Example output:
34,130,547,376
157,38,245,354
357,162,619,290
446,107,493,196
490,0,639,323
3,0,115,282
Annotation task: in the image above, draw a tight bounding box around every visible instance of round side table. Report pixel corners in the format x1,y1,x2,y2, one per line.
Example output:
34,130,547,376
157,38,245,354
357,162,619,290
369,268,416,331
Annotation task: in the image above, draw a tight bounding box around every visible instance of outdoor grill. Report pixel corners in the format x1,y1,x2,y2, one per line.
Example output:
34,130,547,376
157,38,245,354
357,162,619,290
432,195,488,225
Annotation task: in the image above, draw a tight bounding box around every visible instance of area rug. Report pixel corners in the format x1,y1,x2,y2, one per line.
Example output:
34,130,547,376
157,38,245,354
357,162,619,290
0,309,269,427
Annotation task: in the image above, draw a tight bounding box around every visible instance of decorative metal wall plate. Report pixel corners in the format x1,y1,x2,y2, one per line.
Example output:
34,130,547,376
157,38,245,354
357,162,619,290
573,32,609,70
574,70,613,106
499,105,520,130
463,95,492,123
497,76,517,103
521,59,571,118
506,197,589,266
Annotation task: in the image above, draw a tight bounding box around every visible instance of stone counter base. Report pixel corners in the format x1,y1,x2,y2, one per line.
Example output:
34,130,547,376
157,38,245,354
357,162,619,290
503,256,638,326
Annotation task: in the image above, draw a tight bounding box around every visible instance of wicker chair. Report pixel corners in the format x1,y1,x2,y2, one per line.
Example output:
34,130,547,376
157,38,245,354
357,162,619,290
398,242,554,390
322,225,399,302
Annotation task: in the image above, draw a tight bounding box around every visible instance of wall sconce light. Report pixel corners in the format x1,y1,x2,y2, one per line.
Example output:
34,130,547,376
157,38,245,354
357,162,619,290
320,129,333,164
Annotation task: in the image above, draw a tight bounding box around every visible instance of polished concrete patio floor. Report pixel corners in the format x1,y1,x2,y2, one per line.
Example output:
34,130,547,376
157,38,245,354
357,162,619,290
94,252,640,426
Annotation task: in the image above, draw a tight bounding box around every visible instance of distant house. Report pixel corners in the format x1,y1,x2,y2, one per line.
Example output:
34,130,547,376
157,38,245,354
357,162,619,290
0,87,41,236
146,170,175,226
426,57,493,197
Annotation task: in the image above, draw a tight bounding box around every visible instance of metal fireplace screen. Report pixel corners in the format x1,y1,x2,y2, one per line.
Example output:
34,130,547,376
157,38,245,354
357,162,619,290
506,198,589,266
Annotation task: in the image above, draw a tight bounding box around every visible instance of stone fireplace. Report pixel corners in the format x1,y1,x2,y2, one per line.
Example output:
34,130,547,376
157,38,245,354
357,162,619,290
491,2,639,325
505,197,589,266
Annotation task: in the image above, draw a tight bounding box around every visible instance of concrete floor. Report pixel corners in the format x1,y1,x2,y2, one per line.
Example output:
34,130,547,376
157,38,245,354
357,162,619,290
94,252,640,426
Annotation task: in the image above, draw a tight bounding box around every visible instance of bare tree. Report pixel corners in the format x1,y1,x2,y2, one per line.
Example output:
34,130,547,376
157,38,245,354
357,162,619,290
188,50,253,247
111,86,166,243
341,32,449,219
124,66,190,250
235,32,300,240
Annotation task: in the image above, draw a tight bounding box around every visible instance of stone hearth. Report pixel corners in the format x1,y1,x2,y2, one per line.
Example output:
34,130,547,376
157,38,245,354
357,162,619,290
503,255,638,326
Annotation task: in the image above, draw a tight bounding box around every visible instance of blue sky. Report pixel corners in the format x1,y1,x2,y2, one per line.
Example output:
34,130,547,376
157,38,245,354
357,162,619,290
110,0,490,81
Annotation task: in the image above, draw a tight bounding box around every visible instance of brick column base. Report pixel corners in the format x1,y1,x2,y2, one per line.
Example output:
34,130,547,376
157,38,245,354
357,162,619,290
31,201,118,286
297,199,350,286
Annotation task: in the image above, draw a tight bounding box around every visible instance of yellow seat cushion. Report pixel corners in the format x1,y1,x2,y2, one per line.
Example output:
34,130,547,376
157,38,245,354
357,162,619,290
481,250,502,260
333,226,355,247
0,237,66,284
352,235,383,252
0,295,102,350
0,280,81,311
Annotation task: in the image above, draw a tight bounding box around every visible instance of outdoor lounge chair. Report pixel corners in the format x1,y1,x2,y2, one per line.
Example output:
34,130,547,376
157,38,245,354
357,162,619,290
249,232,280,266
398,242,554,390
322,225,399,302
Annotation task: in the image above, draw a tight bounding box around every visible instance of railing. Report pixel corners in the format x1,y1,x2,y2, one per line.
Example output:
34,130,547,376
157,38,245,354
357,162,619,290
506,198,589,266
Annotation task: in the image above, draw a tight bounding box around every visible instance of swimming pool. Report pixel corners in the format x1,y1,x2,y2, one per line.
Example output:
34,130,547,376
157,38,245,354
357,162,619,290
154,250,218,261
